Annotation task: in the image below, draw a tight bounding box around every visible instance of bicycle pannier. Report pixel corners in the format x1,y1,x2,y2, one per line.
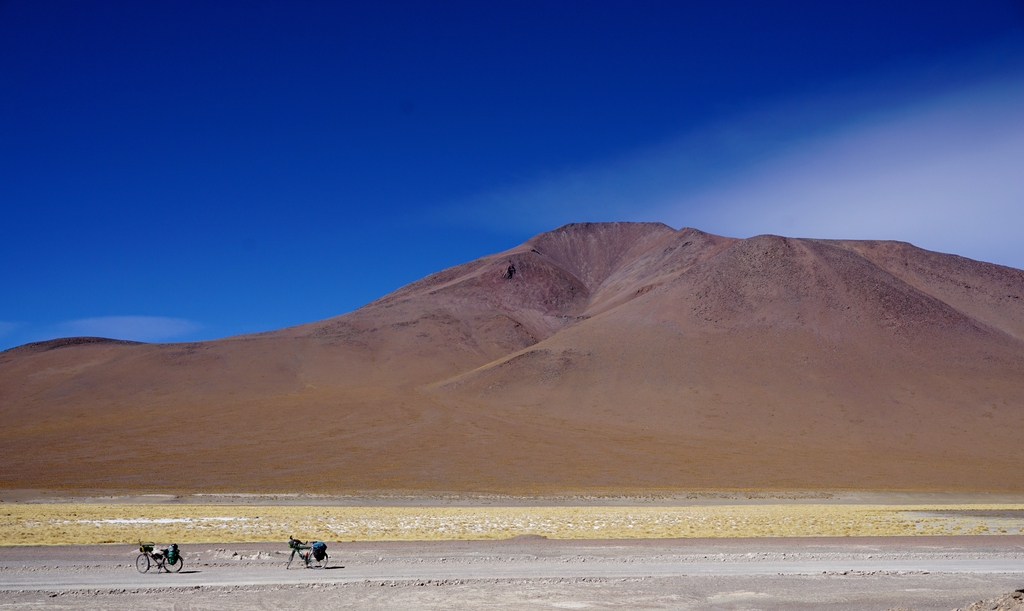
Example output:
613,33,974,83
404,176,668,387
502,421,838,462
311,541,327,561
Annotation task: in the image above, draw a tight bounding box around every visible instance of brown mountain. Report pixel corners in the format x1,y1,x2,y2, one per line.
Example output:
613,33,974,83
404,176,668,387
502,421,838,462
2,222,1024,493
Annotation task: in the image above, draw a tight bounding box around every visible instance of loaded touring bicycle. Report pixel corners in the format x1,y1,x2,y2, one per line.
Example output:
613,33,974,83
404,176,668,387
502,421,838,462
136,540,183,573
287,536,328,569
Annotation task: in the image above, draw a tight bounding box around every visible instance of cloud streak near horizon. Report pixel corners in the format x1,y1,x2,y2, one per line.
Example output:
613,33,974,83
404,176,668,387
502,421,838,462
674,78,1024,268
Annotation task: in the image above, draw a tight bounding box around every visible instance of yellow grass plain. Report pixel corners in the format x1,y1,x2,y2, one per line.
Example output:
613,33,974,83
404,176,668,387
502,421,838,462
2,504,1023,545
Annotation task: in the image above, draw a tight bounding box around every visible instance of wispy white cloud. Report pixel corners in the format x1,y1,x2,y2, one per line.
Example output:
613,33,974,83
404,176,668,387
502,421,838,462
0,321,20,337
52,316,202,343
670,79,1024,268
442,49,1024,270
439,118,768,232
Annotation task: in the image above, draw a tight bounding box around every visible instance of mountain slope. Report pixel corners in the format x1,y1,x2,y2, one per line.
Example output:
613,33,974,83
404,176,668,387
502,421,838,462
2,223,1023,492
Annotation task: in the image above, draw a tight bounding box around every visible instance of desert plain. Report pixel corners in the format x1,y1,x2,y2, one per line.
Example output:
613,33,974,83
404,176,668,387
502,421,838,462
4,223,1024,609
2,493,1024,610
2,491,1024,610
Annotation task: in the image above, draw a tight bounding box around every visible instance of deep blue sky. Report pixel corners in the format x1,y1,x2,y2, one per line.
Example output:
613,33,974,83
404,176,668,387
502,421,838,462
2,1,1024,348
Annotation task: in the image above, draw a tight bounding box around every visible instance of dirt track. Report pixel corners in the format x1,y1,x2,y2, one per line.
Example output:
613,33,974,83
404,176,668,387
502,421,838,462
2,537,1023,610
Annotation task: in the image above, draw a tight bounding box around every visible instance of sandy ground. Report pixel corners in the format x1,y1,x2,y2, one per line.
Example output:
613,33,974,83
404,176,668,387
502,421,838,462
2,537,1024,610
7,490,1024,506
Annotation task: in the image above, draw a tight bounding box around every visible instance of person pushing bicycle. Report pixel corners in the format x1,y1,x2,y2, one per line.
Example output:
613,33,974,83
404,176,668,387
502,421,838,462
286,536,309,560
287,536,311,566
287,536,329,568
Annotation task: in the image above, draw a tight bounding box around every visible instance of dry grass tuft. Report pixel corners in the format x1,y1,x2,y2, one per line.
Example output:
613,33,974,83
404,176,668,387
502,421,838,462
2,503,1023,545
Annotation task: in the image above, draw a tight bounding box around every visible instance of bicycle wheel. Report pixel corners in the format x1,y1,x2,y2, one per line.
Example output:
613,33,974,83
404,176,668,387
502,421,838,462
135,553,150,573
165,555,184,573
312,552,328,569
